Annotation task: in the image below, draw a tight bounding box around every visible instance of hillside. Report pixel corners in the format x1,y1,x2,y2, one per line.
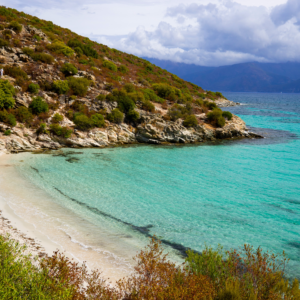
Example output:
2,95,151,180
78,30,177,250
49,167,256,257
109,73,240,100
0,6,259,153
145,58,300,93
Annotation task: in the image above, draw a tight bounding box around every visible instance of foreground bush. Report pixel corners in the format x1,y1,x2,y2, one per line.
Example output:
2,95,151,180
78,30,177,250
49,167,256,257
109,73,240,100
103,60,118,72
50,124,72,138
73,114,94,130
67,77,90,96
0,234,299,300
47,41,74,57
0,110,16,127
23,48,54,64
52,80,69,95
14,106,33,125
222,111,233,120
107,108,124,124
4,66,28,80
183,114,198,127
28,83,40,94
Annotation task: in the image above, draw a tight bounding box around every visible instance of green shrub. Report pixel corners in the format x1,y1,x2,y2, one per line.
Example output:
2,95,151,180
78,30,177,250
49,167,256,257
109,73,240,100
73,114,94,130
60,63,78,76
123,83,135,93
183,115,198,128
95,94,106,101
29,97,49,115
74,47,83,56
47,41,74,57
107,108,124,124
102,60,117,72
0,38,8,47
143,89,165,104
91,113,105,128
3,66,28,80
67,77,90,96
127,91,144,103
222,111,233,120
36,123,48,135
14,106,33,125
8,21,22,33
23,48,55,64
33,34,41,42
67,39,98,58
28,83,40,94
0,110,16,126
152,83,181,101
52,80,69,95
141,99,155,112
6,113,16,127
3,29,12,40
126,109,140,124
50,124,72,138
118,96,135,113
51,113,63,123
207,108,225,127
205,101,218,110
118,65,128,74
4,129,11,135
0,80,15,109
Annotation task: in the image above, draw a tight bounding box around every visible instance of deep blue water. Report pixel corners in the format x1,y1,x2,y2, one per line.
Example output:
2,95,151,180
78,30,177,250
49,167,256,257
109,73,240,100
13,93,300,278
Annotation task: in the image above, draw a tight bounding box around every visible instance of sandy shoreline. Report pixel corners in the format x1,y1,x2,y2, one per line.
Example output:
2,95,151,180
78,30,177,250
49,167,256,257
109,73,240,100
0,150,135,284
0,150,62,259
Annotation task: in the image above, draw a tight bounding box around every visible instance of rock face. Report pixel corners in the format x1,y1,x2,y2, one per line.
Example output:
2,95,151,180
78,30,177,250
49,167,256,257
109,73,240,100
0,113,262,153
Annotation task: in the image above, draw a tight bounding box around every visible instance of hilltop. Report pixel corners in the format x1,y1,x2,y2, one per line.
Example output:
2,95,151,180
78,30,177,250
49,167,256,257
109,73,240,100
0,6,259,153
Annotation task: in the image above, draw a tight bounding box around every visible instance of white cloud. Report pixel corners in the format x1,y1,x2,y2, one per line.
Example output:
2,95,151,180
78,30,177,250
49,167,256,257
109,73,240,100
3,0,298,66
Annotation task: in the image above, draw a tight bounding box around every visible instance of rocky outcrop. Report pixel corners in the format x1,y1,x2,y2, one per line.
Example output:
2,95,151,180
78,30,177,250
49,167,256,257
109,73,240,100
0,112,263,153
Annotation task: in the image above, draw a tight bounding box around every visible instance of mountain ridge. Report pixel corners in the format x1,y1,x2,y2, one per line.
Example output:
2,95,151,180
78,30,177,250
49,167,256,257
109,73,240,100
144,58,300,93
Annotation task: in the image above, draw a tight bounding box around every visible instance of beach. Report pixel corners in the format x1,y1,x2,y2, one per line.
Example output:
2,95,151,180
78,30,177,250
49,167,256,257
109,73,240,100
0,150,134,285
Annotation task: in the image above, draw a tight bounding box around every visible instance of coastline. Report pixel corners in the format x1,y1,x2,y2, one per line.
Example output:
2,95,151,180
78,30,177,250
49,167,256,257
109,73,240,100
0,151,135,285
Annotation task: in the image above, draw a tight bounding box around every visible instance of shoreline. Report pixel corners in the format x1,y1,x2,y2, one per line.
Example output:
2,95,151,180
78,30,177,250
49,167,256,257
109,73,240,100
0,152,135,285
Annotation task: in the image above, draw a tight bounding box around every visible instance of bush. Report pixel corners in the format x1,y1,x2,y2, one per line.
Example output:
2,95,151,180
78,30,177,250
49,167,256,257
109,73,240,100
205,101,218,110
102,60,117,72
222,111,233,120
29,97,49,115
4,66,28,80
47,41,74,57
118,96,135,113
67,77,90,96
141,99,155,112
52,80,69,95
28,83,40,94
23,48,55,64
152,83,181,101
0,110,16,127
0,80,15,109
207,108,226,127
123,83,135,93
126,109,139,124
118,65,128,74
73,114,94,130
4,129,11,135
183,115,198,127
143,88,165,104
60,63,78,76
95,94,106,101
0,38,8,47
67,39,98,58
8,21,22,33
91,113,105,128
36,123,48,135
107,108,124,124
14,106,33,125
50,124,72,138
3,29,12,40
51,113,63,124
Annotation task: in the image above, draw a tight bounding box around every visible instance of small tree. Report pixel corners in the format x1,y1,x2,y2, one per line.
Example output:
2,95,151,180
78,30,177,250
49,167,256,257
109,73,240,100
183,115,198,128
207,108,225,127
91,113,105,128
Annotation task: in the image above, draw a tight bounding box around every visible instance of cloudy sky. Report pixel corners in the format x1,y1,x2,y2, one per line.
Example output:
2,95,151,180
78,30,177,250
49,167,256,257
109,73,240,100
2,0,300,66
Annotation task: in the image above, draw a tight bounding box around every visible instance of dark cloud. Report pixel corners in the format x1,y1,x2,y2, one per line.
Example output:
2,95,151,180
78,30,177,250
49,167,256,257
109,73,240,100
94,0,300,66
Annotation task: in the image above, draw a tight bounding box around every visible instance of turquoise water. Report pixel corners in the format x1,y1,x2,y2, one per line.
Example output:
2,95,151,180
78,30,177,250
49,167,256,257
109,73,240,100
13,93,300,278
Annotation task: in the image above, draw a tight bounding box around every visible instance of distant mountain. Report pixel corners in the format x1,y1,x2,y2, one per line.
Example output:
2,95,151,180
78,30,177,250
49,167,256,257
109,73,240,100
144,58,300,93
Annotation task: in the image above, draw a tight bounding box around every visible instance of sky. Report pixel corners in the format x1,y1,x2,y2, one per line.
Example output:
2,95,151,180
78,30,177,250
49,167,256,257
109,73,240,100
1,0,299,66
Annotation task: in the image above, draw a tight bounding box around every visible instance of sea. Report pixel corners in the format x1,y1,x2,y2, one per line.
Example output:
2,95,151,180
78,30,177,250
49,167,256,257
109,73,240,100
2,92,300,280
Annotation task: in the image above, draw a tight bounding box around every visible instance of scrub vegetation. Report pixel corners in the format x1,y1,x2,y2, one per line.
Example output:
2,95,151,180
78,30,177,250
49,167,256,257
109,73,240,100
0,235,299,299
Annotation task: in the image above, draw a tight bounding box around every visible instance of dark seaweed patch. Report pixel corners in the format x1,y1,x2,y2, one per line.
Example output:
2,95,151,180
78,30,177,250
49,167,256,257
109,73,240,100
287,242,300,250
53,187,191,257
66,157,80,163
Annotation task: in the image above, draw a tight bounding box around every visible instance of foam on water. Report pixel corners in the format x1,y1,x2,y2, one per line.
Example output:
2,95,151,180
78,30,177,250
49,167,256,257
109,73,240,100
5,92,300,279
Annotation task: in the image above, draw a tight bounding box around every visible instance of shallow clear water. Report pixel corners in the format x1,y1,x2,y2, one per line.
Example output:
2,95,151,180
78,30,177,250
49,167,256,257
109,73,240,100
12,92,300,279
